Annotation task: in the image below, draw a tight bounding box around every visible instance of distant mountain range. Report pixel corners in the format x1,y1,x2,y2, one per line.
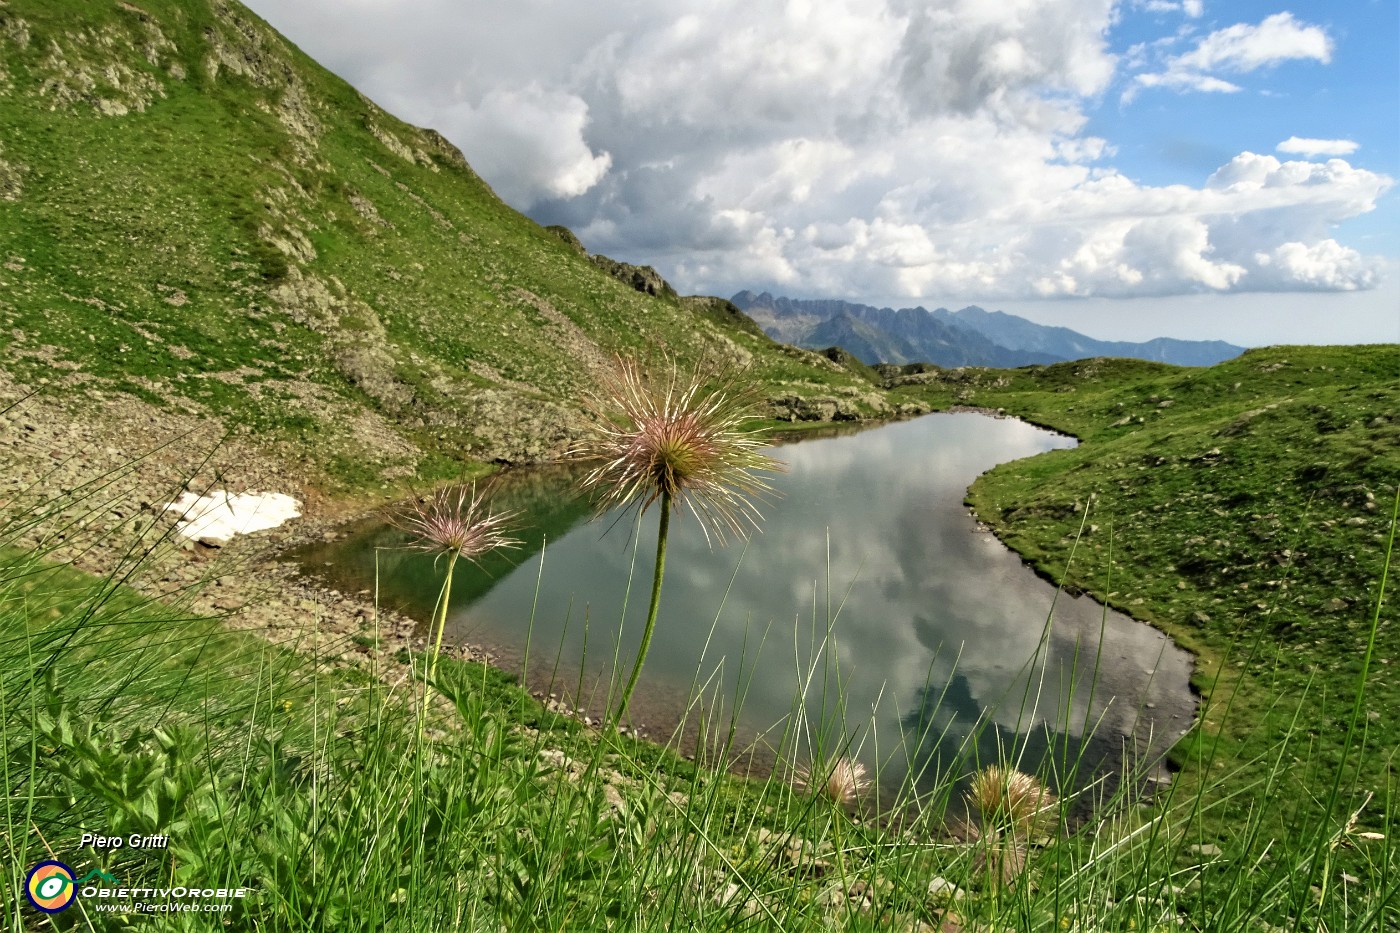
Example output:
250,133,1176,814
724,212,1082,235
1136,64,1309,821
731,291,1245,368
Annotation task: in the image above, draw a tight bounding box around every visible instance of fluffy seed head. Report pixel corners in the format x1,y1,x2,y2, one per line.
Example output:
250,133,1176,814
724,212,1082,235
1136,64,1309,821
795,756,870,805
394,484,521,563
966,765,1057,837
571,355,784,546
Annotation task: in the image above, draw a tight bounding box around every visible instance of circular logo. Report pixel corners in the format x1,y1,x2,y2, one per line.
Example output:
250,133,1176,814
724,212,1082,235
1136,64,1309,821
25,861,77,913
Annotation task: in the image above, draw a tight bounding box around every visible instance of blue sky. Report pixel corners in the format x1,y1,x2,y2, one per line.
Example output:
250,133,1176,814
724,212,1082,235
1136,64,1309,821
1095,1,1398,245
245,0,1398,345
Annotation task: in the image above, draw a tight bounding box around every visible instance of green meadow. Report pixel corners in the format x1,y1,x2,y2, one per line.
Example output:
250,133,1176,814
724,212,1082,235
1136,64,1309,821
0,0,1396,928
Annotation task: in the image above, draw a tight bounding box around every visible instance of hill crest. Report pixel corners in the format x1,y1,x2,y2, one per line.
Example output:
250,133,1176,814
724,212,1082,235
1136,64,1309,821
0,0,883,490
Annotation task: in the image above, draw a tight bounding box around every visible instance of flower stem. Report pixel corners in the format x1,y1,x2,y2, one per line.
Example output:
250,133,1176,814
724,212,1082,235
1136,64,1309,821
613,491,670,727
420,550,459,737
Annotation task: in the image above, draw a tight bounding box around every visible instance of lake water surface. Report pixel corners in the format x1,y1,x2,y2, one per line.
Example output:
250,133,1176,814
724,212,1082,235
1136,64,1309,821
300,412,1195,805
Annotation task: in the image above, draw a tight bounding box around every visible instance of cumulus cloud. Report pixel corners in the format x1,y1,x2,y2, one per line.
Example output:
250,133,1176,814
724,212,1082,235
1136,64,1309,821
1128,12,1332,102
1177,12,1331,72
889,0,1117,121
1253,240,1379,290
437,86,611,206
243,0,1389,303
610,2,905,129
1277,136,1360,157
672,150,1389,300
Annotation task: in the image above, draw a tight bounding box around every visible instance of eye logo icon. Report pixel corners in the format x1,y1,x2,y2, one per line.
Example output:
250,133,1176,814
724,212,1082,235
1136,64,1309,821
25,860,77,913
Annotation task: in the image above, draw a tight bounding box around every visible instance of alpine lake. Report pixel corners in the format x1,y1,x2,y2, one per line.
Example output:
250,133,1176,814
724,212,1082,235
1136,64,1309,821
296,411,1196,810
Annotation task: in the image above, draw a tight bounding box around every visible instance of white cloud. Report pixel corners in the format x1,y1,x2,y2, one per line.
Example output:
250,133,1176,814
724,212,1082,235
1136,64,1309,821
241,0,1390,306
698,139,878,211
1129,12,1332,102
1253,240,1379,290
1135,0,1203,16
669,151,1391,300
1277,136,1360,157
1120,217,1247,290
891,0,1118,121
611,2,906,129
1054,135,1113,163
1126,71,1240,102
1203,153,1384,221
438,86,611,207
1177,12,1331,73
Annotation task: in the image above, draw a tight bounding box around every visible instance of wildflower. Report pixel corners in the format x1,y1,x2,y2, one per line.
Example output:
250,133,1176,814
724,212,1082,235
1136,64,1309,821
795,756,870,805
393,484,519,730
394,484,521,565
572,354,782,548
966,765,1057,838
965,765,1057,886
571,354,783,725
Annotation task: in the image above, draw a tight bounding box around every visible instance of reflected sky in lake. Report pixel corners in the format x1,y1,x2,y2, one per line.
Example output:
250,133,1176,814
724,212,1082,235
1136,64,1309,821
305,412,1195,801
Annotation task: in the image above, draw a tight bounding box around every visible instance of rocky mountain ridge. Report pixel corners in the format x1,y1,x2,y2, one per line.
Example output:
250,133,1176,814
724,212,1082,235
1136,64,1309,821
732,291,1245,368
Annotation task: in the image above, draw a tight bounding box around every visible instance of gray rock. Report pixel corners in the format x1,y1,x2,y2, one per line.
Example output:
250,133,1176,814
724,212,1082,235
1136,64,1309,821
926,877,965,903
589,254,677,299
767,395,866,423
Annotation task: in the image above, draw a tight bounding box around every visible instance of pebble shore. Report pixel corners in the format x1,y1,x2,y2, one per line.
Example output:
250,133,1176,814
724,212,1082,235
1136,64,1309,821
0,376,493,682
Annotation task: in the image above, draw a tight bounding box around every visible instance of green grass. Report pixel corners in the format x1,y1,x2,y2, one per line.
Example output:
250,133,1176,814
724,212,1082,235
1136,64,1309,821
2,5,1397,928
3,457,1397,931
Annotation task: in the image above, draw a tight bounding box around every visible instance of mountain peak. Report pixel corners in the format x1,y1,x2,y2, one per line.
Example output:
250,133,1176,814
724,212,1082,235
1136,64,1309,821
735,293,1245,368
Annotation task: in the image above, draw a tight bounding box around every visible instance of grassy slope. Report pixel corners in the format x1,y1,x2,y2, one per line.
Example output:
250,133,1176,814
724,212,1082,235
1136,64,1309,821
0,0,874,491
2,540,958,932
891,346,1399,838
1,0,1397,917
5,393,1395,931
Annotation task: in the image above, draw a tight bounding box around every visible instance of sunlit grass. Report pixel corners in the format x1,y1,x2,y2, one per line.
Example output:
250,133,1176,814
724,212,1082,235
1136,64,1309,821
2,469,1395,931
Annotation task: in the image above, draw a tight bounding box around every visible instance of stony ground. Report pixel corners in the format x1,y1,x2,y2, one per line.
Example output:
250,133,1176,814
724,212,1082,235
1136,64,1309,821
0,369,497,684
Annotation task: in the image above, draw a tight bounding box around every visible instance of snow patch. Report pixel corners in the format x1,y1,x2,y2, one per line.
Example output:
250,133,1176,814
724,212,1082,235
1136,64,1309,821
164,491,302,546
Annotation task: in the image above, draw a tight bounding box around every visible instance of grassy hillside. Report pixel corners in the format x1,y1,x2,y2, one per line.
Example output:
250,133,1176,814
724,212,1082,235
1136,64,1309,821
1,3,1397,926
0,0,880,492
889,345,1399,840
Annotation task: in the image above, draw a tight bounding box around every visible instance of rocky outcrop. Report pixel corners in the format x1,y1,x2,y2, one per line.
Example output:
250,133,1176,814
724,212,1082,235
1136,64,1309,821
679,295,767,339
270,269,415,411
545,224,588,255
542,226,677,298
767,395,866,422
456,389,583,464
588,254,676,299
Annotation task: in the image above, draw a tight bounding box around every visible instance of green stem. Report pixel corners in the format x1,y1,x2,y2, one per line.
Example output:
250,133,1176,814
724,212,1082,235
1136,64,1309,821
420,551,459,737
1306,486,1398,912
614,492,671,728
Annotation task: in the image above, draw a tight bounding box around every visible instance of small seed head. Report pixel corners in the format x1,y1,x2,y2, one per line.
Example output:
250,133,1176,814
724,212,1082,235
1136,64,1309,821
393,484,521,563
966,765,1057,838
795,756,870,805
